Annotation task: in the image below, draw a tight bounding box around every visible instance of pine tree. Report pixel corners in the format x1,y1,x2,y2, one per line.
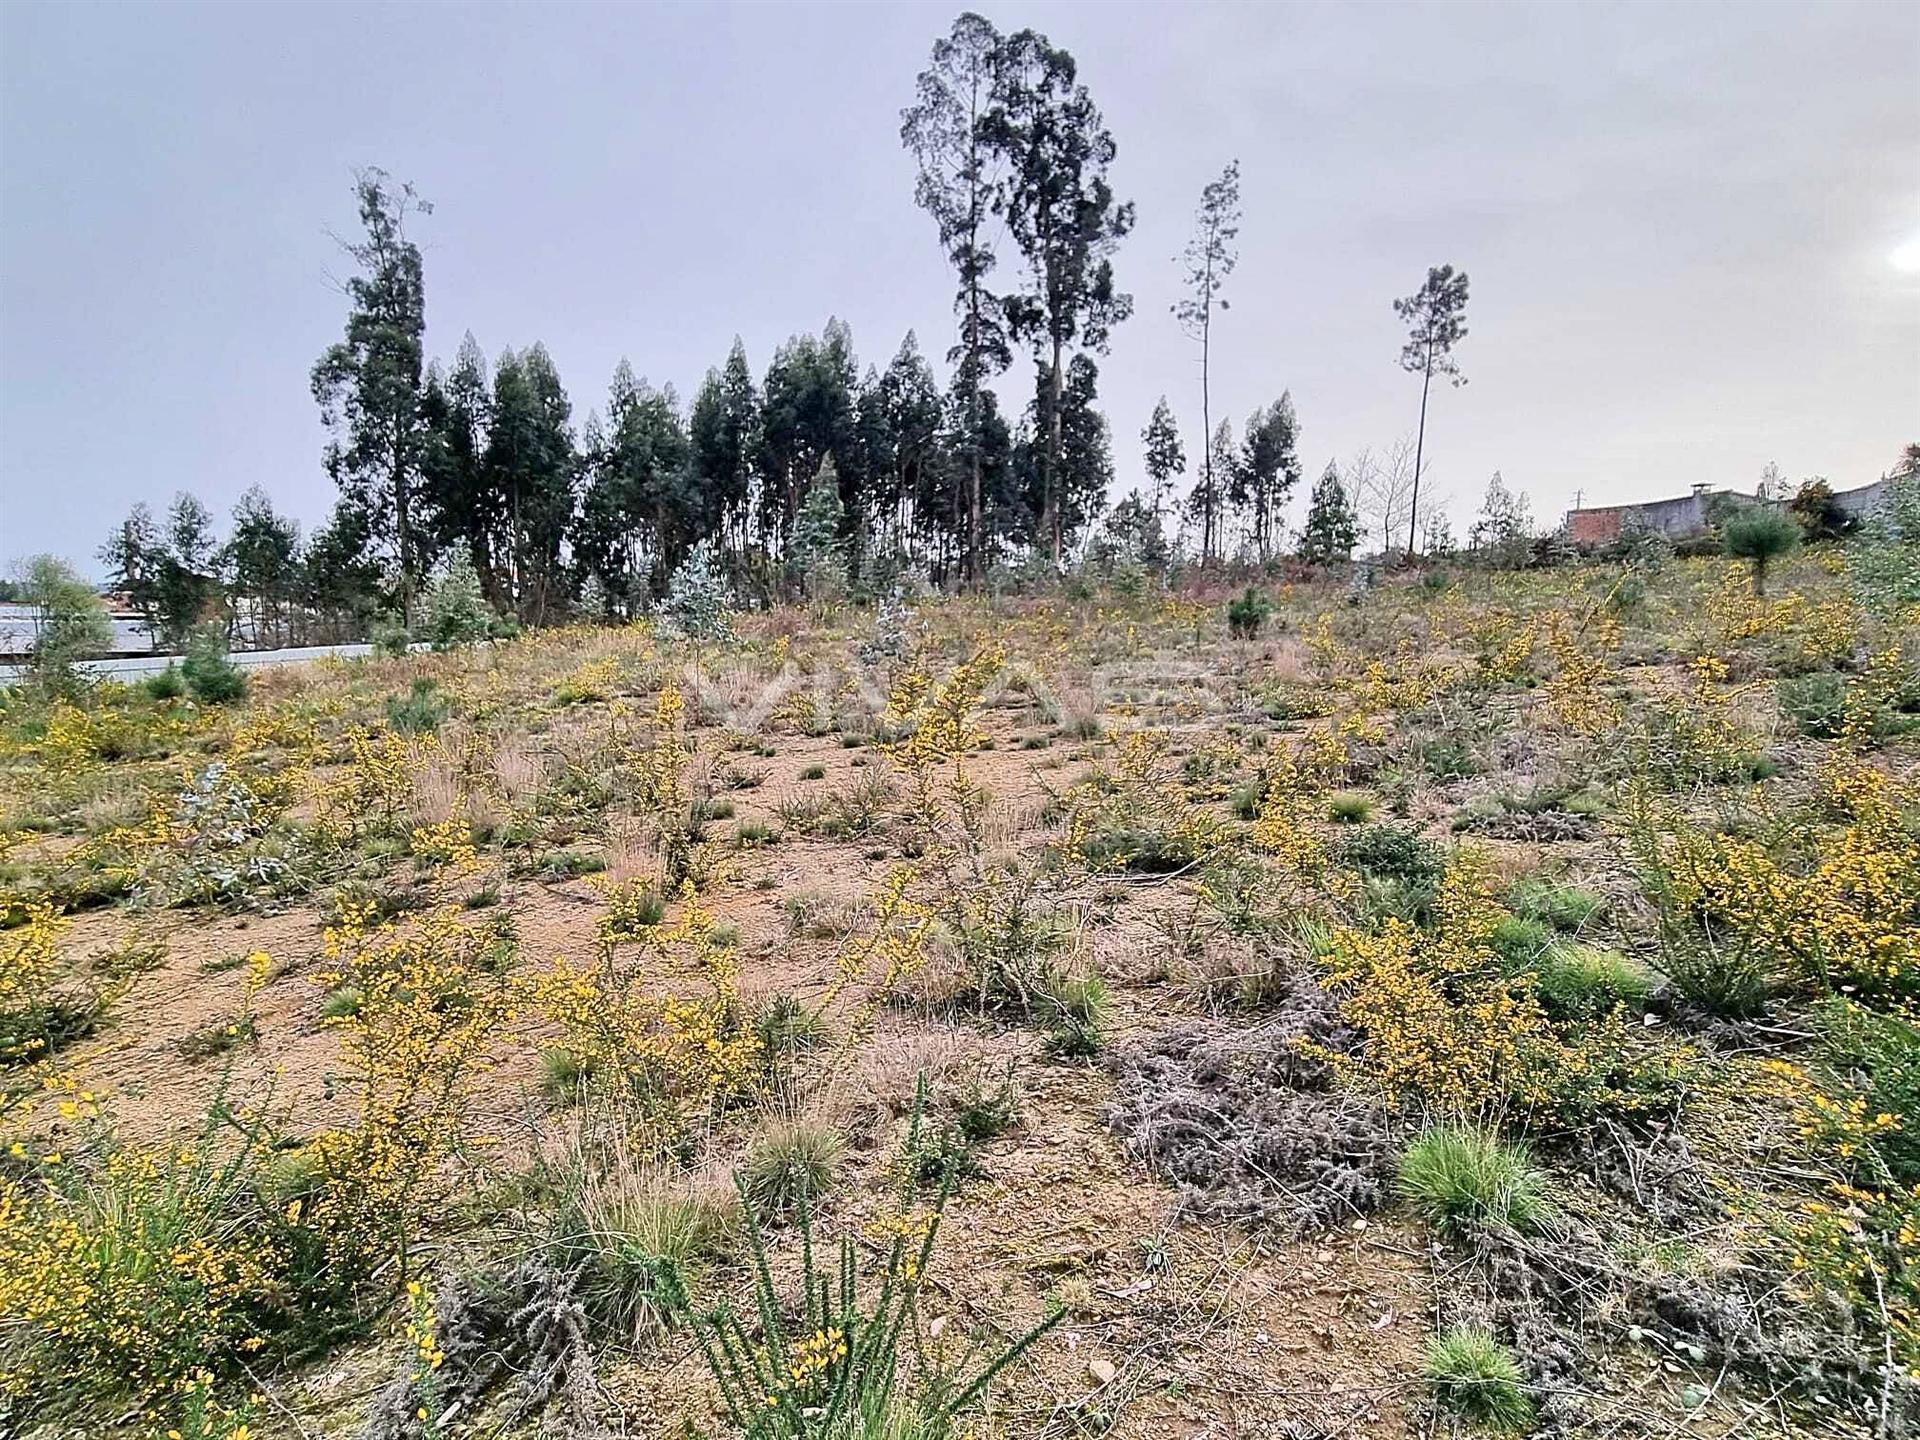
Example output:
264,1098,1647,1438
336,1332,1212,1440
1299,461,1359,565
1013,356,1111,555
863,333,946,566
792,457,849,601
1393,264,1470,559
938,380,1015,578
597,361,694,591
1141,398,1185,523
153,493,224,648
572,411,634,612
99,503,164,642
424,552,499,649
302,499,383,638
1173,161,1241,562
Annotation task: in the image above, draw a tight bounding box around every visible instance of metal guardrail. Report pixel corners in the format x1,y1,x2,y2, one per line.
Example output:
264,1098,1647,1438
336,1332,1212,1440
0,642,395,686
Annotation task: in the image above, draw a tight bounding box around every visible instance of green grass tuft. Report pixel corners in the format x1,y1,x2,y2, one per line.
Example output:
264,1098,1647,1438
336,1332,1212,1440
1398,1126,1548,1233
1533,940,1653,1017
1424,1326,1534,1430
741,1118,845,1218
1327,790,1374,824
1507,876,1605,932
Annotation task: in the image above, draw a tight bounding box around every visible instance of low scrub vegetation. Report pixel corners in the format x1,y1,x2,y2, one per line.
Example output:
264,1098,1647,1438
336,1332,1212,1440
0,537,1913,1439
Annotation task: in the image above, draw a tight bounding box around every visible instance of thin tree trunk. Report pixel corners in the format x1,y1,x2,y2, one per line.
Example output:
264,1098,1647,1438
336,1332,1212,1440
969,441,983,586
512,481,524,623
1407,341,1432,562
393,420,412,626
1046,341,1064,568
965,72,986,588
1200,255,1213,563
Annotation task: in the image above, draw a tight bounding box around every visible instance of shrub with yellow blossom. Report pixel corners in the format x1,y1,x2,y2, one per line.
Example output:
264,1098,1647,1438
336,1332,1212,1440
1309,859,1569,1112
1637,759,1918,1001
535,886,761,1148
309,906,518,1277
0,902,90,1066
1063,728,1233,875
0,1051,354,1425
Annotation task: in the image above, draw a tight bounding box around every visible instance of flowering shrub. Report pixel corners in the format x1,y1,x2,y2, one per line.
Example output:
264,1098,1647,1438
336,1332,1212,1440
1636,759,1918,1001
407,818,477,871
0,964,355,1422
1064,729,1233,874
1309,861,1566,1112
1539,609,1623,735
1752,1058,1920,1379
553,656,622,706
828,864,933,1019
310,907,518,1276
615,682,696,884
1250,737,1354,905
0,902,95,1066
535,888,760,1147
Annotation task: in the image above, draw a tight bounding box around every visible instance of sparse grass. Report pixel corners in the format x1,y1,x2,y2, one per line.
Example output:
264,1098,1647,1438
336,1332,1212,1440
177,1013,257,1061
772,771,895,838
551,1163,742,1342
1778,670,1849,738
96,938,167,979
1041,972,1109,1059
539,1045,596,1103
1424,1326,1533,1430
386,676,450,734
533,849,607,881
1398,1126,1548,1233
601,880,667,936
754,993,828,1066
952,1060,1021,1144
735,819,780,848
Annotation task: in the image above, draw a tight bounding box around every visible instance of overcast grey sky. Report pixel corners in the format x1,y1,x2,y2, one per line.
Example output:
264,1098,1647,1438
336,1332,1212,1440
2,0,1916,573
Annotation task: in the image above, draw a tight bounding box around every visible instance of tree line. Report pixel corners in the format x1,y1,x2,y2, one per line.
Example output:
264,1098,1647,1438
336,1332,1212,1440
93,11,1475,640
